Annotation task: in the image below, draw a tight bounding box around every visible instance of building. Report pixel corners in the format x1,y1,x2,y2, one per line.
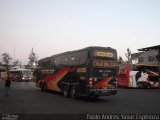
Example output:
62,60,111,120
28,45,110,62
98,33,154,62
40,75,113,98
131,45,160,65
131,52,144,64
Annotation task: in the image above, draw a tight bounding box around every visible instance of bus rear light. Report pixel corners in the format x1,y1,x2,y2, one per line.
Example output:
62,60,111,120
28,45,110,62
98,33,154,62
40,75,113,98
89,77,93,86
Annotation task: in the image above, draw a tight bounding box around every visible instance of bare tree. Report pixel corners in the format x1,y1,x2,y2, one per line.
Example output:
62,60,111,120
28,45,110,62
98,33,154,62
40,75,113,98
13,59,22,66
125,48,132,63
118,56,124,64
2,53,12,65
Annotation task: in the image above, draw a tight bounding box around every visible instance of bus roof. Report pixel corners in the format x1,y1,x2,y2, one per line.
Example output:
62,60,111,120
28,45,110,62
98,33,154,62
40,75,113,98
39,46,116,61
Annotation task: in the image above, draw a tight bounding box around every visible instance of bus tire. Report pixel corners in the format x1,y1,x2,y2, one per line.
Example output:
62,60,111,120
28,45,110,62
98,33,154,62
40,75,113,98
94,95,99,100
147,83,151,89
90,95,99,100
41,83,44,91
42,83,47,92
70,86,77,99
44,83,48,92
137,83,142,88
63,86,69,98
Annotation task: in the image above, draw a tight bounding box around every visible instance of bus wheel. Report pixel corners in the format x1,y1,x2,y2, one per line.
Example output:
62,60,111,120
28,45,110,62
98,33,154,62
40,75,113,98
42,83,47,92
90,95,99,100
41,83,44,91
63,87,69,98
70,86,77,99
137,83,142,88
147,84,151,89
94,95,99,100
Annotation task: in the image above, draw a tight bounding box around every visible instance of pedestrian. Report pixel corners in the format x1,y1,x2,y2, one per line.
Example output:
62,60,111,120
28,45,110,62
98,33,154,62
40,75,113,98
5,68,11,96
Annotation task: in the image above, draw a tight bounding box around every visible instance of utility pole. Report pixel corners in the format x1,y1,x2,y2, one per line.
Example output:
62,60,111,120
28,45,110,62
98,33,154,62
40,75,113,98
14,47,15,62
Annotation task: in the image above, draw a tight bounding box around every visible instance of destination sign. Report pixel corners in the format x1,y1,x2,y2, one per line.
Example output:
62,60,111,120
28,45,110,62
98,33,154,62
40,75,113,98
93,61,117,68
95,52,113,57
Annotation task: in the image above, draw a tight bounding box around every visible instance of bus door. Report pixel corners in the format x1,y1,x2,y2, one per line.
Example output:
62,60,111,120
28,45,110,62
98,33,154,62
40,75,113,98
76,67,88,95
118,63,130,87
129,71,139,87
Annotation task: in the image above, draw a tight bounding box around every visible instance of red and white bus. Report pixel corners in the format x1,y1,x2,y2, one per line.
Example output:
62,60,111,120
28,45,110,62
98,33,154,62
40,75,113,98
10,68,33,81
118,63,160,88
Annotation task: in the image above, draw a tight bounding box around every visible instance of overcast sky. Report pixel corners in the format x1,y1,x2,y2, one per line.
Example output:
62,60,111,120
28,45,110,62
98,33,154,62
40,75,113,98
0,0,160,64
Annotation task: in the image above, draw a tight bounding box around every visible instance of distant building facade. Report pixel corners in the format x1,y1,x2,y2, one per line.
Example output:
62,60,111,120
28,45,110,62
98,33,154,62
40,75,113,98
131,45,160,65
137,50,158,65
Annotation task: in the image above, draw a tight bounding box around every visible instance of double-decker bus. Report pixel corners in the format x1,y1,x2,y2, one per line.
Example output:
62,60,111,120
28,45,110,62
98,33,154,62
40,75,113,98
35,46,118,99
10,68,33,81
118,63,160,88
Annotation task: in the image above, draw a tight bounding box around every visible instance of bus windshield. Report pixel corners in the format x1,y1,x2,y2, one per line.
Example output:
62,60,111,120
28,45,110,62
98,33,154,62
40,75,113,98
91,48,117,78
22,70,32,77
10,71,22,77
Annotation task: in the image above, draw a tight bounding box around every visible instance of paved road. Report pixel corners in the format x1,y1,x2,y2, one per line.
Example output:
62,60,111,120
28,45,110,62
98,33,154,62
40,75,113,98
0,81,160,115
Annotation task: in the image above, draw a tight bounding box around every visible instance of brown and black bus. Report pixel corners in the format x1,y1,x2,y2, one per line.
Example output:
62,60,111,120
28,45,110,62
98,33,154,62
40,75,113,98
35,46,118,99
